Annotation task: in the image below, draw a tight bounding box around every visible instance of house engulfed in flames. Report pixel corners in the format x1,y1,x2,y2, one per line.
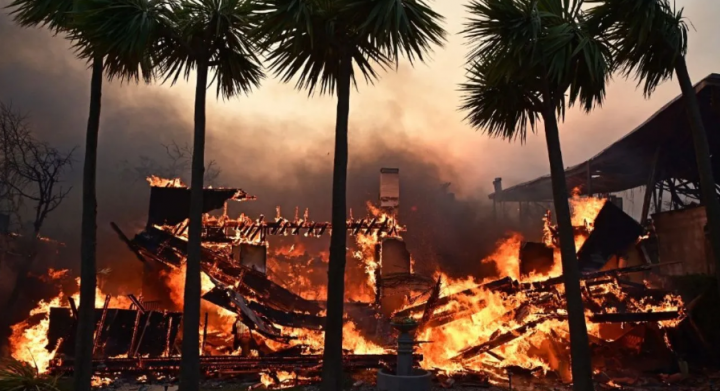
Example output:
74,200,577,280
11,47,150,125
9,169,692,388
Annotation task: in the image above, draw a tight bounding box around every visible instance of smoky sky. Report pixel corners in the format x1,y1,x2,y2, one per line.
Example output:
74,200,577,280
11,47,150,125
0,3,532,291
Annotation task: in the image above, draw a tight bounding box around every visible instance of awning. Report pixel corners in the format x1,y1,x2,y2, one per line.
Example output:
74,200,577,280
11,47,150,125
489,73,720,202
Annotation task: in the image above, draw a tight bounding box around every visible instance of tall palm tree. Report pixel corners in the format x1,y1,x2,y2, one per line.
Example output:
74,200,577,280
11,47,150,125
250,1,444,390
461,0,613,389
6,1,166,390
587,0,720,295
154,1,263,390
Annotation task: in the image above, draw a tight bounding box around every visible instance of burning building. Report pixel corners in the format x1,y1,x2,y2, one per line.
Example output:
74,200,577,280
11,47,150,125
6,164,706,389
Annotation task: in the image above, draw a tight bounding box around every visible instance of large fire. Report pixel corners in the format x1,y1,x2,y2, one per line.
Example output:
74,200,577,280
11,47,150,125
7,191,685,387
9,270,132,373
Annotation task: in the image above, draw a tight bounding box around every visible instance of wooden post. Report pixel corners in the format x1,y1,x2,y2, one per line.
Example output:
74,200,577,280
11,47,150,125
164,317,174,357
132,310,154,357
92,294,111,356
641,147,662,225
127,309,143,358
68,297,79,320
201,311,209,355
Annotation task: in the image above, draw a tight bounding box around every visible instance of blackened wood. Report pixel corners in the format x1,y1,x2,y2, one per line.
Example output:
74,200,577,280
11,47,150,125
588,311,679,323
92,295,111,356
68,297,78,319
419,276,443,328
127,294,147,313
147,187,247,228
201,312,208,355
50,354,423,375
132,310,154,357
577,201,644,272
452,316,564,361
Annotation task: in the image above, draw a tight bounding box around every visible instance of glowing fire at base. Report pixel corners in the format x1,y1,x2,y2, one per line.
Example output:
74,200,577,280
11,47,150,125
7,191,686,386
9,271,131,374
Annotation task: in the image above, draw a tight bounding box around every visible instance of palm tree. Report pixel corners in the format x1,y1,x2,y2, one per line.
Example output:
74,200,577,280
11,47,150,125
587,0,720,295
460,0,613,389
6,1,166,391
249,1,444,389
154,1,263,390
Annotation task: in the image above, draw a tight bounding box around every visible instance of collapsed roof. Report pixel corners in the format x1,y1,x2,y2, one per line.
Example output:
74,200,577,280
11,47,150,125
489,73,720,202
147,185,254,227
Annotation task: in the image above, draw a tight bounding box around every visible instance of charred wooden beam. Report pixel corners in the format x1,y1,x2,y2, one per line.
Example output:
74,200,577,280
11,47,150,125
132,310,154,357
200,284,287,341
127,294,146,313
164,317,174,357
394,277,514,318
201,312,209,355
68,297,78,319
92,295,111,356
219,217,404,240
127,309,143,358
397,263,679,323
49,354,423,375
452,315,564,361
589,311,680,323
419,276,442,328
110,222,153,269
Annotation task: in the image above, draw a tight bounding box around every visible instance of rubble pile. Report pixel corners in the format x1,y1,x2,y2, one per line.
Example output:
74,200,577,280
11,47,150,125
7,177,703,389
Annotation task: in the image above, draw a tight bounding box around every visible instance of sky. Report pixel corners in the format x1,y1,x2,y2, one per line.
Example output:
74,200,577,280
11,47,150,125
1,0,719,239
121,0,720,194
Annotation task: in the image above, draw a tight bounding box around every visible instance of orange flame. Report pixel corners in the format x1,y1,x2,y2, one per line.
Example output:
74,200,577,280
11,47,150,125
10,271,132,373
146,175,186,188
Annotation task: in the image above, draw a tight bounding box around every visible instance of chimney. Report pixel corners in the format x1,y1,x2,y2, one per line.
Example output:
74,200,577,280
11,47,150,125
493,177,503,200
379,168,400,216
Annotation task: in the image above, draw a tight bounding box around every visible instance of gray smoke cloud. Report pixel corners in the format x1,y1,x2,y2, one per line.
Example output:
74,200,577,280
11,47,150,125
0,4,534,296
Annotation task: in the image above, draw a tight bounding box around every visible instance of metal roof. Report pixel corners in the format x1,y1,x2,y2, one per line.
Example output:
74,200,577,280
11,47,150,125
489,73,720,202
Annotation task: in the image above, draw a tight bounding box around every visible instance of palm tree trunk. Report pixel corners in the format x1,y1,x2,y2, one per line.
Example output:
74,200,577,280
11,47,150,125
178,58,208,391
674,57,720,292
74,54,103,391
320,52,352,391
540,85,594,391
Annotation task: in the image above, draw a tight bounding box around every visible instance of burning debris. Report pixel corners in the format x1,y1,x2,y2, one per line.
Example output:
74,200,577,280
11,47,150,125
6,175,696,389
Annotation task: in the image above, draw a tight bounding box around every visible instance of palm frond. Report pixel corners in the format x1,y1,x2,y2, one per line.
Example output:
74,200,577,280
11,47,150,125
463,0,544,82
460,61,542,143
71,0,174,83
5,0,74,34
0,358,60,391
345,0,446,66
250,0,387,95
586,0,688,96
462,0,611,120
251,0,443,95
157,0,264,98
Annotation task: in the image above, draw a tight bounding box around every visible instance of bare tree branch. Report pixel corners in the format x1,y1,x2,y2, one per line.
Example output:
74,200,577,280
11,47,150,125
0,101,75,235
120,140,222,186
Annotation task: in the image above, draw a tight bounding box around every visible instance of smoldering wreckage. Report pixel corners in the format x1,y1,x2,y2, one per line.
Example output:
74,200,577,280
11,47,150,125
5,169,715,390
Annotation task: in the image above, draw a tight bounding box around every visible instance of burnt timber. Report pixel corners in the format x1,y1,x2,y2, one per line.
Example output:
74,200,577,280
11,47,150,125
49,354,423,375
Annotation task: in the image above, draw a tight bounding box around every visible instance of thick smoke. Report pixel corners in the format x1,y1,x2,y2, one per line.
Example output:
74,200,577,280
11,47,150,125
0,6,534,303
